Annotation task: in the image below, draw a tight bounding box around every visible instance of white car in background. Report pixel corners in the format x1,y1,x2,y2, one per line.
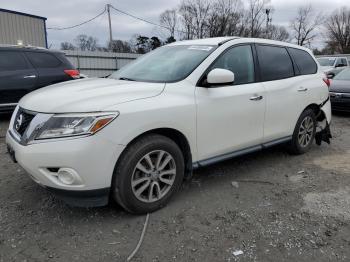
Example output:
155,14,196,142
6,37,332,214
317,56,349,75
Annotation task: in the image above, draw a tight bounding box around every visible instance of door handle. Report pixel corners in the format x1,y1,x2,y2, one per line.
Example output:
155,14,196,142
250,95,263,101
298,87,308,92
23,75,37,79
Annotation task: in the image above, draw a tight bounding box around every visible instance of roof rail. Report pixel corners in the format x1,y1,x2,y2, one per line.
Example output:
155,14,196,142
218,37,239,46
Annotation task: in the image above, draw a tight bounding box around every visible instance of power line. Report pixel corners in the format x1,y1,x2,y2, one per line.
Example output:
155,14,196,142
46,4,186,35
109,4,186,34
47,7,106,30
109,5,168,30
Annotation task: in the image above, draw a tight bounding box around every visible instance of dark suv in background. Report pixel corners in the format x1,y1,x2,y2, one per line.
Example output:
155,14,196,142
0,45,79,112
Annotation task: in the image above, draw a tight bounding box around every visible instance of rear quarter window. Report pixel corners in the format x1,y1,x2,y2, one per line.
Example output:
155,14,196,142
0,51,29,71
26,52,62,68
341,58,348,66
288,48,317,75
55,53,75,68
256,45,294,81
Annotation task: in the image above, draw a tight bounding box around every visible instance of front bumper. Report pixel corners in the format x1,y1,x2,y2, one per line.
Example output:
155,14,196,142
46,187,110,207
330,98,350,112
6,130,125,207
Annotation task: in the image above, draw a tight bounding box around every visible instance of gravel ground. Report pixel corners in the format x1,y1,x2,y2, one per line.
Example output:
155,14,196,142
1,112,350,262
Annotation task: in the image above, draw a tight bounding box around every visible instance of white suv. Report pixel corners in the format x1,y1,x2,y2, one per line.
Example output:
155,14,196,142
6,37,332,214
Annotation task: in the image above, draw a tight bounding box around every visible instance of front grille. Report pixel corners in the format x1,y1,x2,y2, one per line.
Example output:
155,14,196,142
13,108,36,137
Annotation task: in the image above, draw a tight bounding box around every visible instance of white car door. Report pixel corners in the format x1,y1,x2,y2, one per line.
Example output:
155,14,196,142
195,45,266,162
255,45,312,142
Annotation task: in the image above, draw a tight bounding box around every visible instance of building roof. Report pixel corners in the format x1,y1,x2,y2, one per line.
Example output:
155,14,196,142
0,8,47,21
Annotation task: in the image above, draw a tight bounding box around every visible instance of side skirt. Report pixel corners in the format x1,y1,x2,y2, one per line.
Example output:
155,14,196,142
193,136,292,169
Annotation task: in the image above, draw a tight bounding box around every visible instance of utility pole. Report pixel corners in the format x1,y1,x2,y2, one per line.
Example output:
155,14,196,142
107,4,113,46
265,9,271,37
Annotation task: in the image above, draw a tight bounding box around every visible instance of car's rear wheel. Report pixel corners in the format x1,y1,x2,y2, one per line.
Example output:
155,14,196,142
112,134,184,214
288,109,317,155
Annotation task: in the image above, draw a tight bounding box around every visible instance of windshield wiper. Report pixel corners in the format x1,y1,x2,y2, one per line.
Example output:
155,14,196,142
119,77,136,81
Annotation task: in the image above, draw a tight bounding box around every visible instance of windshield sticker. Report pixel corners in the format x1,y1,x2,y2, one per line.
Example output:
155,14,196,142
188,46,213,51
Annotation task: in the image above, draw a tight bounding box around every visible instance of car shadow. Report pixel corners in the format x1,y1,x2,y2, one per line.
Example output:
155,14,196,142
192,144,288,180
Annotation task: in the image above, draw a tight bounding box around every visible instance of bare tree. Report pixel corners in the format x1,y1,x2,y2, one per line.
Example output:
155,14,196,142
159,0,293,44
177,0,274,39
108,40,132,53
246,0,270,37
179,3,195,39
179,0,211,39
60,42,75,50
268,25,290,41
75,34,98,51
206,0,245,37
290,5,323,46
325,7,350,53
159,9,178,38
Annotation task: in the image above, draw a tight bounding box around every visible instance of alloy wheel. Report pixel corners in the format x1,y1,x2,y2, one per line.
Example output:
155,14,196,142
298,116,314,148
131,150,176,203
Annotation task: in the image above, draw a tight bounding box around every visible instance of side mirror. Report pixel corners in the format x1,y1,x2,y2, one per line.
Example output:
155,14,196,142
206,68,234,87
335,63,345,68
327,73,335,79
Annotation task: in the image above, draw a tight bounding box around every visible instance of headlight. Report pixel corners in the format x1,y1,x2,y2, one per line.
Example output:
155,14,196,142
34,112,118,140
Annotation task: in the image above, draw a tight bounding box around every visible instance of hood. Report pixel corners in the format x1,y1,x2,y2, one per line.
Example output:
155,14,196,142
330,80,350,93
321,66,334,73
19,78,165,113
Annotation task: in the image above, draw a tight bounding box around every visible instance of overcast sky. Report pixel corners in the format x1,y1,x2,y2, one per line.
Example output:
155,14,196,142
1,0,349,49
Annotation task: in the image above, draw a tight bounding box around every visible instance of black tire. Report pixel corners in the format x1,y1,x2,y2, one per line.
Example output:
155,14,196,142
288,109,317,155
112,134,185,214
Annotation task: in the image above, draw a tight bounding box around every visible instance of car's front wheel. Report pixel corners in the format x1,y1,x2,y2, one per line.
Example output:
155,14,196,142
288,109,317,155
112,134,185,214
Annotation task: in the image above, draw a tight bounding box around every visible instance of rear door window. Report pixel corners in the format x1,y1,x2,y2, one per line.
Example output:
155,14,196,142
256,45,294,81
0,51,29,71
288,48,317,75
26,52,62,68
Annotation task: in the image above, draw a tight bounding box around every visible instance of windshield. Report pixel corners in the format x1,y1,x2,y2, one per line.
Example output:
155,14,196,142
334,68,350,81
317,58,336,67
110,45,216,82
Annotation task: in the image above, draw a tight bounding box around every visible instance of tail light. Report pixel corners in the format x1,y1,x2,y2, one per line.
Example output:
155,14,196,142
323,75,330,88
64,69,80,79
